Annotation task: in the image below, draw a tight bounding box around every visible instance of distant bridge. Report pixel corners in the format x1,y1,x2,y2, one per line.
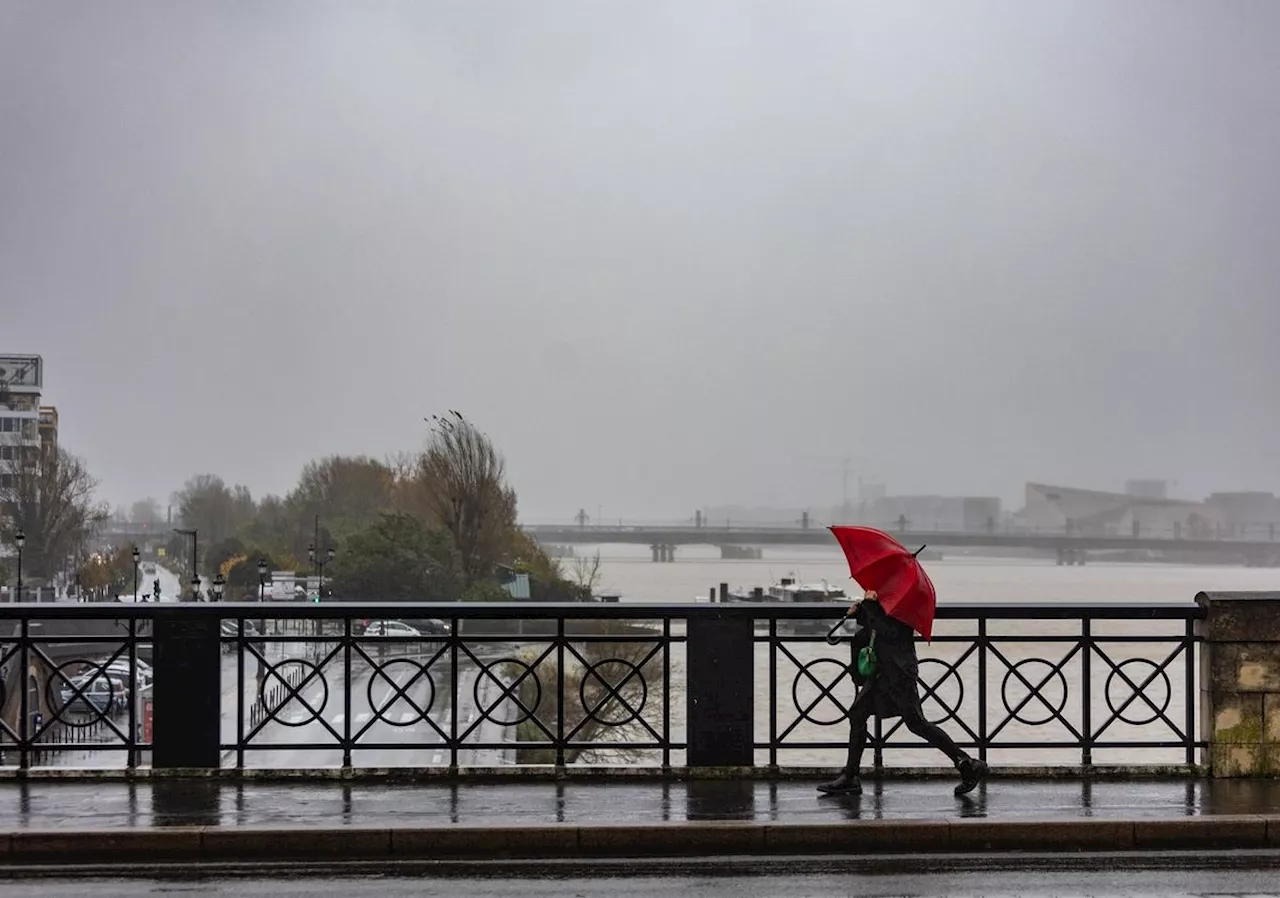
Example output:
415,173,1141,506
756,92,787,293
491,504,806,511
524,524,1280,566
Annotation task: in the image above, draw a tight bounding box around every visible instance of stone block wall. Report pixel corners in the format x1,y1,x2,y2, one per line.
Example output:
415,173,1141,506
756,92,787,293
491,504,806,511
1197,591,1280,776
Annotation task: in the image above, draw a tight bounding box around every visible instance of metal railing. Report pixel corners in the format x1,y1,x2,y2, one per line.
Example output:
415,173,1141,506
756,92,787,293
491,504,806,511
0,601,1205,772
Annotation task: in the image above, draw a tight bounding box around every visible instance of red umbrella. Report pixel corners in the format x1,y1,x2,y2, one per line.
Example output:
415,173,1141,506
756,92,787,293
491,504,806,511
829,526,937,641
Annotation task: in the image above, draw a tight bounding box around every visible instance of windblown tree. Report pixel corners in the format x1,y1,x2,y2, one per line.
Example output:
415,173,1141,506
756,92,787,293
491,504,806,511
0,446,106,579
414,412,517,586
173,474,256,548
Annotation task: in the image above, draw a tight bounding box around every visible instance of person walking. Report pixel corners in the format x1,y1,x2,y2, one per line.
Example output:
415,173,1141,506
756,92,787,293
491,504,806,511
818,589,987,796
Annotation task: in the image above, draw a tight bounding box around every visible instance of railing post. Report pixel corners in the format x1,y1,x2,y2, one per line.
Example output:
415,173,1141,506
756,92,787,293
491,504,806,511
686,612,754,766
152,606,221,768
1196,591,1280,776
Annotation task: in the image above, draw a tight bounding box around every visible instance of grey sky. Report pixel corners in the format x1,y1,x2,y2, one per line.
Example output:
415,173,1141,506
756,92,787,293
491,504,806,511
3,0,1278,521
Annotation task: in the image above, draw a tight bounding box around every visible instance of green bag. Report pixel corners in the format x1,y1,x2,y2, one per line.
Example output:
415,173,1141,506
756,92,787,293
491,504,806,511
856,630,878,679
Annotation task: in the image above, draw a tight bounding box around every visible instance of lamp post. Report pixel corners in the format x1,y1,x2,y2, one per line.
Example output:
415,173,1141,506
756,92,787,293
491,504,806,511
13,528,24,603
308,516,335,652
190,575,202,602
256,557,270,639
131,546,140,601
308,543,335,599
211,573,225,602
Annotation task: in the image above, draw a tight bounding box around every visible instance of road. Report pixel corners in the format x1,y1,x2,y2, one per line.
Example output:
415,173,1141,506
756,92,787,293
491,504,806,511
9,862,1280,897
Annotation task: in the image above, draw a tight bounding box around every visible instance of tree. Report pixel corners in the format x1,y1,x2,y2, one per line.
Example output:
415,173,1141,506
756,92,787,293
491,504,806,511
0,446,106,579
223,550,288,600
414,412,517,586
76,546,138,598
286,455,396,536
326,512,462,601
206,536,247,578
129,498,163,525
174,474,255,548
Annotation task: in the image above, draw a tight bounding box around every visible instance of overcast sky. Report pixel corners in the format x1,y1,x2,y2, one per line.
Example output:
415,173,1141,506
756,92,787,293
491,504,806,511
2,0,1278,521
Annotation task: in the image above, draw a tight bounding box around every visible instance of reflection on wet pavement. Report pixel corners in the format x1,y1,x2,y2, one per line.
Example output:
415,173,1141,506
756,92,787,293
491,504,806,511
2,777,1280,829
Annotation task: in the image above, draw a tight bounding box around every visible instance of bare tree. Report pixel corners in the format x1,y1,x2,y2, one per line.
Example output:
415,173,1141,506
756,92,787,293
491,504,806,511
568,550,604,595
0,446,106,579
415,412,517,585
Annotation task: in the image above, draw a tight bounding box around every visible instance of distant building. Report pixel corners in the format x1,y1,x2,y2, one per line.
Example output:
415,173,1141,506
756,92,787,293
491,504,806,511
1205,492,1280,537
0,354,43,495
1020,482,1221,537
1125,479,1169,500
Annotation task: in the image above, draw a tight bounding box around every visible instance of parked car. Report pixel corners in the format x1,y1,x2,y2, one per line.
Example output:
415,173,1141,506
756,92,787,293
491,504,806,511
358,620,421,639
401,618,451,637
103,660,153,687
59,672,128,714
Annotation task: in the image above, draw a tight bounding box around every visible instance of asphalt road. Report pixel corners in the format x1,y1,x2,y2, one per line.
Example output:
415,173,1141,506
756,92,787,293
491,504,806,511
9,863,1280,897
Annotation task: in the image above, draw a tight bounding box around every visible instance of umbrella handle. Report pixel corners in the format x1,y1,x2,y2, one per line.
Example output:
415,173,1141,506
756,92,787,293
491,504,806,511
824,614,854,646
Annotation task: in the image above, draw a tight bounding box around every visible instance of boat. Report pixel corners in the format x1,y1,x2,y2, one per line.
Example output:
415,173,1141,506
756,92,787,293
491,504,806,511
725,577,852,634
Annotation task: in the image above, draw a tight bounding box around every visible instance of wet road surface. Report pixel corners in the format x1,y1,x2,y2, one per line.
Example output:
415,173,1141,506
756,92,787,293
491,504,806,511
8,863,1280,897
1,777,1279,828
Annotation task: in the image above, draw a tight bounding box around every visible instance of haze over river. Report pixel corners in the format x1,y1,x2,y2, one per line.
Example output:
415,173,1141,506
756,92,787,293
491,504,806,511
578,543,1278,605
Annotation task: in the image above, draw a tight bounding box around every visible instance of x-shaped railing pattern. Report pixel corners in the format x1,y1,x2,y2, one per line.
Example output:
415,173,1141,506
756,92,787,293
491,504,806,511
767,626,1197,761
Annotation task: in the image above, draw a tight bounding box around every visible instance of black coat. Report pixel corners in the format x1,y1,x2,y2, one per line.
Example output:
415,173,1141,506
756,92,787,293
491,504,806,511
848,599,924,720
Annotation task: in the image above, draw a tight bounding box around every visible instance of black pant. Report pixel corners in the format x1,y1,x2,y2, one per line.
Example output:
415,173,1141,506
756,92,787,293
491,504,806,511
844,687,968,773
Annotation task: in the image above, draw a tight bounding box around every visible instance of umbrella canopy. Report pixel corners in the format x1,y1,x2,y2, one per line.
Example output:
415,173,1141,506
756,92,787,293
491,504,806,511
828,526,937,641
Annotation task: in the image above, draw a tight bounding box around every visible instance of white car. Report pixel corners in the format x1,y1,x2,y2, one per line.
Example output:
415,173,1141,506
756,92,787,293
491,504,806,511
360,620,421,639
103,660,153,686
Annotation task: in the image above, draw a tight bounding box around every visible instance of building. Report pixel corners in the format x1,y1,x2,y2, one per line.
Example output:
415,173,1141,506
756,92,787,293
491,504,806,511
38,406,57,457
1205,492,1280,538
0,354,44,493
1019,482,1223,538
1125,479,1169,500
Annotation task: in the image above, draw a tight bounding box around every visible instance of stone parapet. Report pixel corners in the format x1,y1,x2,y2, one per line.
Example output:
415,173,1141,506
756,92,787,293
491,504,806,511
1196,591,1280,776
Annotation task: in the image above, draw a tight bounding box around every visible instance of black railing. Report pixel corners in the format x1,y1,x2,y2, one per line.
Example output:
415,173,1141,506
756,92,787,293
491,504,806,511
0,601,1205,773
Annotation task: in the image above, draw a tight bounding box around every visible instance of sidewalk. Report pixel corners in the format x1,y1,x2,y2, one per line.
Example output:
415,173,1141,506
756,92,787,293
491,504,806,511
1,778,1279,868
2,777,1280,828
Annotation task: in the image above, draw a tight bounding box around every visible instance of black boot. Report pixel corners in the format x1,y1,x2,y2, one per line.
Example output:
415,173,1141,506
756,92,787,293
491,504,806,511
955,757,987,796
817,771,862,795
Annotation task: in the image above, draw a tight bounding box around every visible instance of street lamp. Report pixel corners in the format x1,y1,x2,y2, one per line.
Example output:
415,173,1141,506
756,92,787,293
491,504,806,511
257,558,269,602
190,575,202,602
307,543,336,601
211,573,225,602
13,528,24,603
131,546,141,601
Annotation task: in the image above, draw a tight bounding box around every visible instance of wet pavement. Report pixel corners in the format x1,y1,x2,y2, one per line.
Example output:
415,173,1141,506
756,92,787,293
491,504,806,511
8,865,1280,897
2,777,1280,829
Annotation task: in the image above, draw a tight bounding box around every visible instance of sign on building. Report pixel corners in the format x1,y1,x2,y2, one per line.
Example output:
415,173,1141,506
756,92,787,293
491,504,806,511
0,356,42,392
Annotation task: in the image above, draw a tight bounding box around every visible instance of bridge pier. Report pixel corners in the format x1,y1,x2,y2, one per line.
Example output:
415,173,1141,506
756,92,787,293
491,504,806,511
1056,548,1087,566
650,544,676,563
